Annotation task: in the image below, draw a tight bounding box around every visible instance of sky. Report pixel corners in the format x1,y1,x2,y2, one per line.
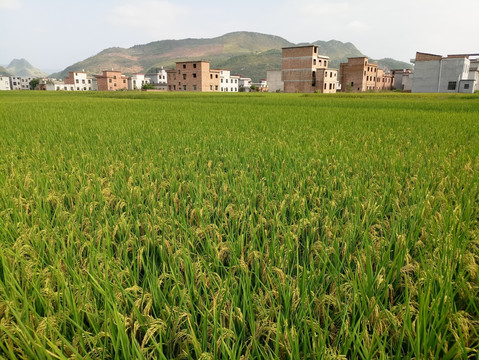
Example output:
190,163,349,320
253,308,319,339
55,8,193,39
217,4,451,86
0,0,477,74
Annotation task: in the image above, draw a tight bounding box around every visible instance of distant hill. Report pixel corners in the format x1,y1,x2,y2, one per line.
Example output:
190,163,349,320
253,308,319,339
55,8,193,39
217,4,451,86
6,59,47,77
50,31,412,82
0,66,12,76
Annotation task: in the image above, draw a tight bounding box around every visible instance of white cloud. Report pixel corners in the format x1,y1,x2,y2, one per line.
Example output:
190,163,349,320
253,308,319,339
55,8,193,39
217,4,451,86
0,0,21,9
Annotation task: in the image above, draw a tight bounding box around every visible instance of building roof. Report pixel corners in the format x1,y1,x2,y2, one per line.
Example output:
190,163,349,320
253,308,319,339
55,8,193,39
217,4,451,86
282,45,318,50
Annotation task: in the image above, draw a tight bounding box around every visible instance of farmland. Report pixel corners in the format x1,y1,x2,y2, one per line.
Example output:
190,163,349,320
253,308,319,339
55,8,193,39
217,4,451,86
0,91,478,359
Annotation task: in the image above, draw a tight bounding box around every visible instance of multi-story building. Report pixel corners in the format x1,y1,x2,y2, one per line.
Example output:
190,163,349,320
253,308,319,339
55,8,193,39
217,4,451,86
44,80,76,91
95,70,129,91
167,61,221,92
145,68,168,90
0,76,11,90
339,57,393,92
10,76,33,90
411,52,477,93
219,70,239,92
128,73,149,90
65,71,95,91
282,45,338,93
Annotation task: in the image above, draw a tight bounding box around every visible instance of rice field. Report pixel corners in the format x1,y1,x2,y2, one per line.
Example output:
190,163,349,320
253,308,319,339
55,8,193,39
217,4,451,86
0,91,478,359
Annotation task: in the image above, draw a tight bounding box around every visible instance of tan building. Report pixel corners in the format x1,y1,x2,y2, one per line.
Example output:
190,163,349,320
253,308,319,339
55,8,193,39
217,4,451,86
167,61,221,92
339,57,394,92
282,45,338,93
95,70,129,91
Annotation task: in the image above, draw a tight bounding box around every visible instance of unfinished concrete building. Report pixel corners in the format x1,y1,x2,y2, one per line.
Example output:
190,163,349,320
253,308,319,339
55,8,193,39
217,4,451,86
411,52,478,93
282,45,338,93
167,61,220,92
339,57,394,92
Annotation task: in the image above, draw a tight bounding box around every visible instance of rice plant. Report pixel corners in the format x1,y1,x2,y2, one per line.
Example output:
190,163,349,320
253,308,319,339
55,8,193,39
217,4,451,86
0,91,478,359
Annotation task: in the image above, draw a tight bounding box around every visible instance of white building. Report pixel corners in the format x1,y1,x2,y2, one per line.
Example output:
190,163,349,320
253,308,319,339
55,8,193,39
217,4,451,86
10,76,33,90
411,52,478,93
128,73,149,90
0,76,11,90
219,70,239,92
145,68,168,90
469,60,479,92
238,77,252,92
46,81,76,91
65,71,95,91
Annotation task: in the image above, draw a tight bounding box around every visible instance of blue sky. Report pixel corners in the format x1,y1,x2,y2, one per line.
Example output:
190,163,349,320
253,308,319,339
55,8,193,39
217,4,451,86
1,0,477,73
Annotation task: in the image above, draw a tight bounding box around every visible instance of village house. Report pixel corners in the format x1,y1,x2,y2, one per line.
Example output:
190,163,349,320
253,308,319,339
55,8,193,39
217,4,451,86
0,76,11,90
411,52,478,93
95,70,129,91
9,76,33,90
282,45,338,93
65,71,96,91
145,68,168,90
219,70,239,92
128,73,149,90
238,77,252,92
167,61,221,92
339,57,394,92
392,69,413,92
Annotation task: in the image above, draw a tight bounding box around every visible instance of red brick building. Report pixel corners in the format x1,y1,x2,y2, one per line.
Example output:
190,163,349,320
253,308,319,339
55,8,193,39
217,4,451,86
339,57,394,92
282,45,338,93
95,70,129,91
167,61,221,92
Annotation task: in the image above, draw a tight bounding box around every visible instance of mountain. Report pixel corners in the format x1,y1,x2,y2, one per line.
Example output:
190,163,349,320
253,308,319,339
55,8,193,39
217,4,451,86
0,66,12,76
50,31,412,82
6,59,47,77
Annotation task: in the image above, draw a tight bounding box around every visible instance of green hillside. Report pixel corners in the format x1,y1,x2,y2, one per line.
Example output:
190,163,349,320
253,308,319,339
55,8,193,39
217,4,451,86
50,31,412,82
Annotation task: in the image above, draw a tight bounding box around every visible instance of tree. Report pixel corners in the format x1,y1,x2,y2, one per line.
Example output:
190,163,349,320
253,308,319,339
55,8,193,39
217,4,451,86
29,78,40,90
141,83,155,90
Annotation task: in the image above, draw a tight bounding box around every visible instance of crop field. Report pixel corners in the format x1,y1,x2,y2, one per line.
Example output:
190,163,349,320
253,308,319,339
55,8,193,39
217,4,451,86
0,91,478,359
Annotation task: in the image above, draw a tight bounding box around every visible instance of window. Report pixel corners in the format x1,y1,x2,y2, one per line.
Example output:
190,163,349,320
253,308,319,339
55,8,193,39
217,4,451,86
88,80,91,84
210,85,213,90
351,82,354,86
215,74,218,78
193,85,197,91
448,81,456,90
329,83,333,90
325,61,328,67
313,59,316,65
183,85,186,90
210,74,213,79
82,80,85,84
109,79,112,83
183,74,186,80
183,64,186,69
76,79,79,83
221,79,223,83
193,64,197,68
193,73,197,78
324,83,327,89
226,79,228,83
114,76,117,79
464,83,470,90
114,83,117,87
215,85,218,90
